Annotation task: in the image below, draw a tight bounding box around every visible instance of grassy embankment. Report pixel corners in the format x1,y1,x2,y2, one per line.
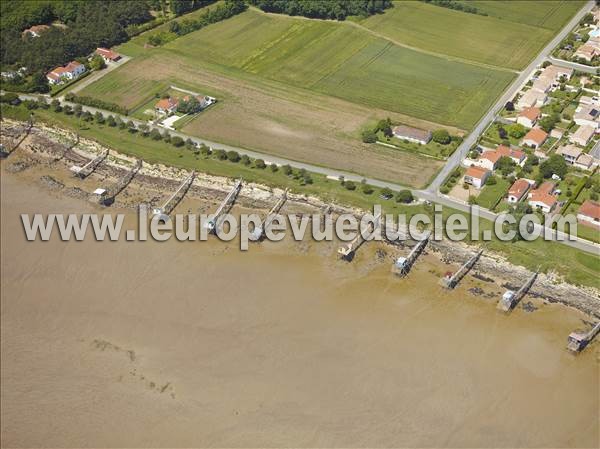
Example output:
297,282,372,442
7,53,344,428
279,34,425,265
3,103,598,289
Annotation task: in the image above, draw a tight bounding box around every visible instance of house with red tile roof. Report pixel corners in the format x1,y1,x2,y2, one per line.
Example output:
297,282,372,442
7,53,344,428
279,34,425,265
507,179,532,203
527,181,557,213
517,107,541,128
155,97,179,115
522,127,548,149
46,61,86,85
22,24,49,38
496,144,526,166
95,47,121,63
464,166,491,189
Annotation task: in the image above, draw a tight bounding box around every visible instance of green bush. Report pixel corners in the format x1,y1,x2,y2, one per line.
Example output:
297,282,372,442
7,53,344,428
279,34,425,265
432,129,451,144
395,189,413,203
226,150,240,162
171,136,184,147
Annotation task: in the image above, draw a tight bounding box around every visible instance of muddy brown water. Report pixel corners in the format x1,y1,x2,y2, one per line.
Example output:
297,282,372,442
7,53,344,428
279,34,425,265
1,164,598,448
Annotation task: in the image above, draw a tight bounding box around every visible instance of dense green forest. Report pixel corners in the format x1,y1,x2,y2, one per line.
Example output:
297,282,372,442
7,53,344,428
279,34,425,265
0,0,219,91
248,0,392,20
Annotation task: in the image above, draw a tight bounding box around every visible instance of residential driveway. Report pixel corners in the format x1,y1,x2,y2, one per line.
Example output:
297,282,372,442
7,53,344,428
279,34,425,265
61,55,131,96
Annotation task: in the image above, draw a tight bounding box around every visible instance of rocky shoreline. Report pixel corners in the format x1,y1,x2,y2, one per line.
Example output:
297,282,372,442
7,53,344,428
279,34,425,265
2,119,599,318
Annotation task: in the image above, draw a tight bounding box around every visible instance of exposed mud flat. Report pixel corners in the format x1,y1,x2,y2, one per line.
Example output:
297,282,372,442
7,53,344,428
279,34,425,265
3,119,598,318
2,120,600,447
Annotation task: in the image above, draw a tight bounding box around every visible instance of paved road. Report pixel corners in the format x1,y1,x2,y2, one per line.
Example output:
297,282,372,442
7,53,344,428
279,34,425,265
14,0,599,255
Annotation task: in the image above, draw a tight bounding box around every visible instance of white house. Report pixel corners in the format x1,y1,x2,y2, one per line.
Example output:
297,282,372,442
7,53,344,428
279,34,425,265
517,107,541,128
527,181,557,213
95,47,121,63
464,166,491,189
507,178,531,203
155,97,179,115
517,90,547,110
46,61,86,85
574,104,600,129
522,127,548,149
556,144,583,164
392,125,432,145
570,125,595,146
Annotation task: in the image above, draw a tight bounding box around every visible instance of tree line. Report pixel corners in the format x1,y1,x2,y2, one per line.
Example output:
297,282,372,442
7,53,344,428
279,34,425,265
248,0,392,20
148,0,247,46
419,0,486,16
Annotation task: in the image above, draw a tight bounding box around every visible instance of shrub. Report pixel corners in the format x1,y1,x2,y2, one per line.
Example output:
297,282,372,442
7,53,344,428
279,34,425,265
214,149,227,160
440,186,450,194
282,164,293,175
344,181,356,191
226,150,240,162
508,123,526,139
150,128,161,140
254,159,266,169
380,187,393,198
361,129,377,143
270,164,278,172
171,136,184,147
395,190,413,203
432,129,451,145
199,144,211,156
361,183,374,194
240,155,251,165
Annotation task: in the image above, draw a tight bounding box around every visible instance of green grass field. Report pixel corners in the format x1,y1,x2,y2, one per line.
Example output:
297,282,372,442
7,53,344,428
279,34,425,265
356,1,558,70
476,178,510,210
455,0,585,29
84,9,514,130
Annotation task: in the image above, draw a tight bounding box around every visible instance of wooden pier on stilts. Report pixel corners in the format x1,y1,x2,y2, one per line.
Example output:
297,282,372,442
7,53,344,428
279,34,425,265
441,249,483,289
205,179,242,234
71,149,108,179
567,322,600,353
338,213,381,261
392,232,430,277
152,170,196,217
497,269,539,312
251,189,288,241
97,159,143,206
